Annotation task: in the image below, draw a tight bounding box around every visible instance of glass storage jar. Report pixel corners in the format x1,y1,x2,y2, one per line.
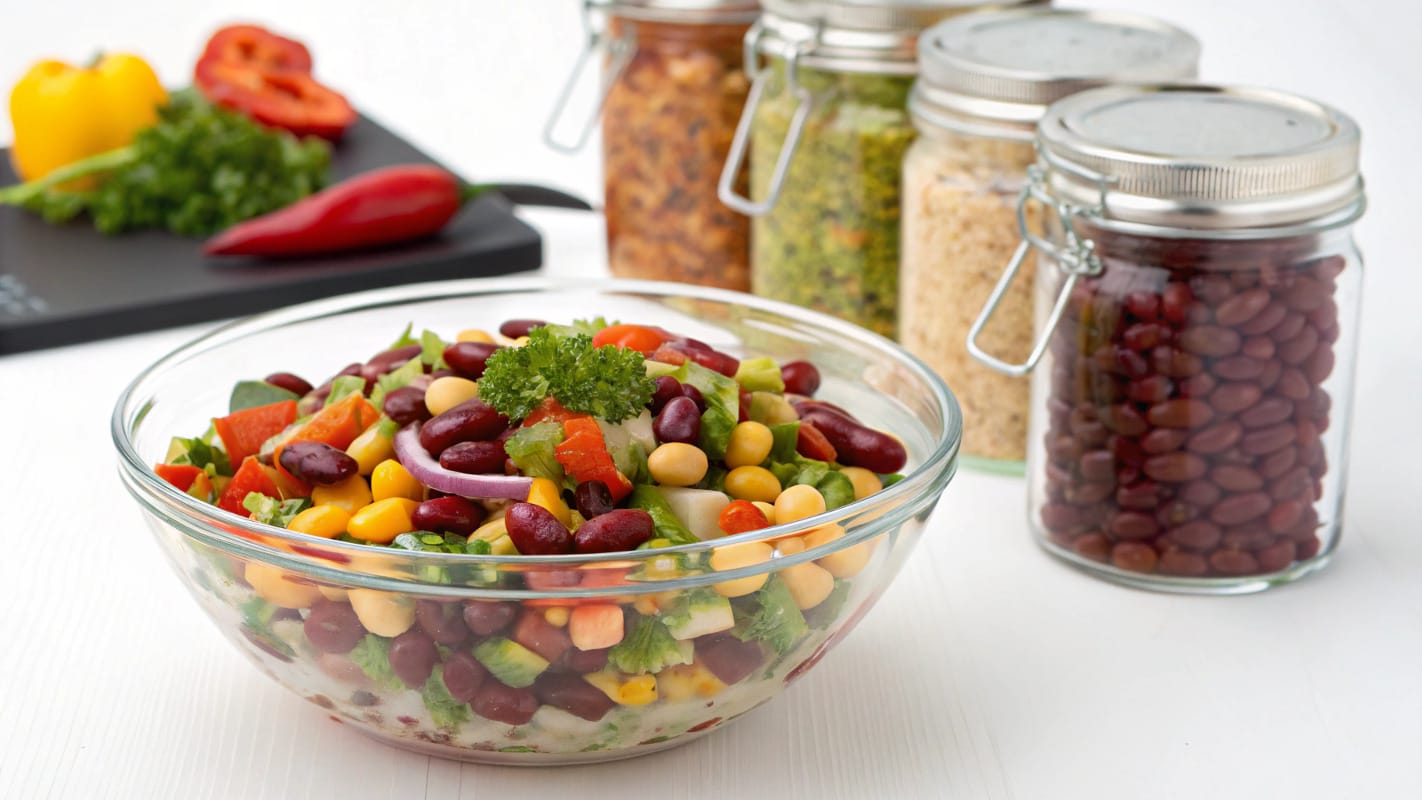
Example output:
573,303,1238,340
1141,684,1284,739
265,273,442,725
971,84,1365,593
546,0,760,290
720,0,1041,339
901,9,1198,469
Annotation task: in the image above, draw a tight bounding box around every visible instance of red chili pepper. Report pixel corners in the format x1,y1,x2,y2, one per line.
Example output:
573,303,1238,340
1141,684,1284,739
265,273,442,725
204,165,490,257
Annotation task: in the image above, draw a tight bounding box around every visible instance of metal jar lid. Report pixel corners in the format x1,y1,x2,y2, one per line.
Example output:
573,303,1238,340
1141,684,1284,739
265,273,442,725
1037,83,1365,231
593,0,761,23
911,8,1200,139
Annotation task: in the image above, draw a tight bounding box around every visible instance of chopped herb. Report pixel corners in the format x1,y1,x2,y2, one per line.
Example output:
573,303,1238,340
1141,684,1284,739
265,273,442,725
478,326,655,422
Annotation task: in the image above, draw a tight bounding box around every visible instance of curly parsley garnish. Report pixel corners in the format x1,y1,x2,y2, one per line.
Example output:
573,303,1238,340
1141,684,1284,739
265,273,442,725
477,325,655,423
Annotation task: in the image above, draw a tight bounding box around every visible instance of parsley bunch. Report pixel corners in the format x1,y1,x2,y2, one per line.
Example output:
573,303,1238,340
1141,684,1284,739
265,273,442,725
477,325,655,423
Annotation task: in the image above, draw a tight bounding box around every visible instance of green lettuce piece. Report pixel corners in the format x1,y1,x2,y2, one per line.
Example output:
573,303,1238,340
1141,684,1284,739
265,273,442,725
165,434,233,477
228,380,299,414
239,597,294,659
811,470,855,510
423,665,471,730
668,361,740,460
387,322,418,349
762,421,853,509
626,485,699,545
325,375,367,406
350,635,404,691
733,357,785,393
767,422,801,463
732,576,808,656
419,329,449,370
370,355,425,407
503,422,568,485
242,493,311,527
608,615,693,674
543,317,613,338
880,472,905,487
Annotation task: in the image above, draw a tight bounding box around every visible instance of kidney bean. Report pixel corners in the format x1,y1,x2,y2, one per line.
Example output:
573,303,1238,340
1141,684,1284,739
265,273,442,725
1265,499,1305,535
472,681,539,726
1276,368,1311,401
304,601,366,654
1152,347,1203,378
1124,290,1161,320
690,633,763,685
1048,436,1084,465
264,372,314,396
563,647,611,674
1298,420,1322,450
1140,428,1187,455
443,341,502,380
1255,540,1297,573
1284,276,1330,311
389,630,438,688
1209,548,1260,575
1258,361,1283,392
416,599,471,646
1238,301,1286,335
573,509,655,554
1269,467,1313,502
278,441,359,485
1166,520,1222,551
1111,541,1158,572
1068,417,1108,448
797,408,906,473
499,319,546,339
1147,399,1214,429
1209,383,1262,414
1241,336,1276,361
1209,465,1264,493
648,376,683,415
1157,498,1199,528
1158,548,1209,576
1211,356,1265,381
654,396,702,445
1258,446,1298,480
1076,450,1113,482
1117,482,1162,511
419,398,508,455
1271,311,1307,342
669,341,740,377
1070,532,1110,562
380,385,430,427
1210,492,1271,526
1180,480,1221,508
1109,511,1159,540
1160,283,1193,324
1306,345,1336,384
505,503,574,555
1066,481,1115,505
1180,326,1242,357
795,422,838,463
1296,536,1322,560
1143,452,1208,483
680,383,706,412
442,651,488,704
1094,405,1143,437
1213,288,1271,326
463,600,516,636
574,480,616,520
1108,435,1145,468
1041,503,1085,533
1240,398,1294,428
1177,373,1217,398
438,440,508,475
1241,424,1294,456
411,496,485,537
780,361,822,396
1279,326,1319,366
534,672,615,722
1186,421,1243,455
1122,323,1166,351
1127,376,1173,404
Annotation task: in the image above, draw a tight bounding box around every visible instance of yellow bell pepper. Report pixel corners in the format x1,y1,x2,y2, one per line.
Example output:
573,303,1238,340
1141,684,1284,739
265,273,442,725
8,54,167,184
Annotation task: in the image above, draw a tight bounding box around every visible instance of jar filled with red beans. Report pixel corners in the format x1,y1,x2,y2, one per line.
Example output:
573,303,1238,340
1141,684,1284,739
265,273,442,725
969,84,1365,593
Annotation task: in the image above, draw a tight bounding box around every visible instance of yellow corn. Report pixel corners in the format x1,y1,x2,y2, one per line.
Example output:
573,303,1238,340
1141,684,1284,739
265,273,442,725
311,475,373,514
371,459,423,502
286,504,352,539
526,477,572,527
709,541,773,597
347,497,419,544
346,423,395,476
617,674,658,705
838,467,883,500
489,535,518,556
780,562,836,609
804,523,873,577
424,376,480,417
724,421,774,469
774,484,826,524
244,562,321,609
723,466,781,503
657,662,728,702
585,671,622,702
543,607,570,627
472,516,509,543
456,328,495,343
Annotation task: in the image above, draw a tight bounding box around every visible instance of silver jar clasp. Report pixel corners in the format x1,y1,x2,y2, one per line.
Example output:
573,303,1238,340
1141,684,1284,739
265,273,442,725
543,0,639,154
717,20,818,216
967,165,1105,377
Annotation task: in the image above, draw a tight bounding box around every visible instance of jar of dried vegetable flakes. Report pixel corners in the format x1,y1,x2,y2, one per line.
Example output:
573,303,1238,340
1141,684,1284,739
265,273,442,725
545,0,760,290
901,9,1198,469
720,0,1042,338
970,85,1365,593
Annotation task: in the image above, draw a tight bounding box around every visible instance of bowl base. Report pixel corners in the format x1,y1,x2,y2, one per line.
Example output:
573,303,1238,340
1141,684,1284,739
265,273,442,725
343,717,717,766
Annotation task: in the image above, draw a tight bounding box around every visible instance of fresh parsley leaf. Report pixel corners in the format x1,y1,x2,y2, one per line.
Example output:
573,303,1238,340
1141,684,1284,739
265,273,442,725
478,327,654,423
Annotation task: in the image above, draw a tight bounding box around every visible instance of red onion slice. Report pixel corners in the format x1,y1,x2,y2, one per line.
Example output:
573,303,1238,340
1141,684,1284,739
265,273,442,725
393,424,533,500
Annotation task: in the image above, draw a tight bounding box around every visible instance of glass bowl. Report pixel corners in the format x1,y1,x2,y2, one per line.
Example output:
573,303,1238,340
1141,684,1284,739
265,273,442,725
112,279,961,764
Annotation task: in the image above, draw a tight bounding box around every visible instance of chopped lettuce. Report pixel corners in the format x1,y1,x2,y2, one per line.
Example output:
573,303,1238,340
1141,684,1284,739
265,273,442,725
626,485,700,545
422,665,471,730
239,596,294,659
607,615,693,674
388,322,418,349
165,433,232,477
667,361,740,460
228,380,299,414
543,317,613,338
733,357,785,394
762,422,854,510
598,415,652,485
242,493,311,527
732,576,808,656
503,422,568,485
325,375,367,406
391,532,496,585
419,329,449,369
370,355,424,407
350,635,404,691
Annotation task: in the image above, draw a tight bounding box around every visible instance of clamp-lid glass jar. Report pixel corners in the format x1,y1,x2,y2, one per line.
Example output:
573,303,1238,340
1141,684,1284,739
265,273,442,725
901,9,1198,468
720,0,1042,338
546,0,760,290
972,84,1365,593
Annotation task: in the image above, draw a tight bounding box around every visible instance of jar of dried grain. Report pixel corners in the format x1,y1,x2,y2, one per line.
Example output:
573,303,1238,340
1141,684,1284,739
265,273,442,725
901,8,1199,469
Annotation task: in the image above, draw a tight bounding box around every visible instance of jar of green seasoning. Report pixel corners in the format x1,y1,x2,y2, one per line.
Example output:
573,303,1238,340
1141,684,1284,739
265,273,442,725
720,0,1042,338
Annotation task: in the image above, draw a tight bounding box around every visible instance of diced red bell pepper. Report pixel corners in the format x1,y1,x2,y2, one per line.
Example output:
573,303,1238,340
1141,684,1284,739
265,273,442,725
154,463,204,492
194,56,355,140
213,399,298,465
521,396,583,428
217,456,282,516
198,24,314,74
286,392,378,451
554,417,633,502
592,324,672,354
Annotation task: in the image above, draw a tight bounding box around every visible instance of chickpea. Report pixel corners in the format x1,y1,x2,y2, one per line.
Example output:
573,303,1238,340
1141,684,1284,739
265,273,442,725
723,466,781,503
724,421,774,469
774,484,826,524
839,466,883,500
424,376,480,417
647,443,709,487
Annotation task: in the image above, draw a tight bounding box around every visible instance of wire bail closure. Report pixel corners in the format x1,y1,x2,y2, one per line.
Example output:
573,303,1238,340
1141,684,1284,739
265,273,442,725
967,164,1106,377
543,0,638,154
717,21,818,216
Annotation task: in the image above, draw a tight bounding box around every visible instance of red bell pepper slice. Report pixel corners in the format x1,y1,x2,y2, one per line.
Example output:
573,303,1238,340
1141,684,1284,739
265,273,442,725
198,24,313,74
286,392,378,451
154,463,204,492
194,56,355,140
521,396,584,428
217,456,282,516
213,399,298,465
592,324,672,355
554,417,633,502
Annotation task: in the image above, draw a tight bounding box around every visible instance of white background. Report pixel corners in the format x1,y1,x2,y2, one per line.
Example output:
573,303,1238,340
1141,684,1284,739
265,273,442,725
1,1,1420,798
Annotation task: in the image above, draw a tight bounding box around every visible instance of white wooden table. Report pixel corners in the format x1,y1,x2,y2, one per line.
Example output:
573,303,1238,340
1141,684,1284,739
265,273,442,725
1,2,1419,797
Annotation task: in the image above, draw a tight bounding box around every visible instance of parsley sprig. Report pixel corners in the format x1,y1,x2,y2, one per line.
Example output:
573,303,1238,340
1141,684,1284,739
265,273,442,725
477,326,654,423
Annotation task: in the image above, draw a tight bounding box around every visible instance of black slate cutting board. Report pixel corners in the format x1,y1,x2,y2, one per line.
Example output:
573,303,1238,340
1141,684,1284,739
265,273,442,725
0,115,542,355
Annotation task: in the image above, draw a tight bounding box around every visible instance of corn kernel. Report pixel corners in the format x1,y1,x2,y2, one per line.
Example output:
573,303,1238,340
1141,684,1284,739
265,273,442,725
346,424,395,476
456,328,495,343
286,504,352,539
244,562,321,609
656,662,725,702
839,467,883,500
543,607,570,627
347,498,419,544
709,541,773,597
311,475,373,514
585,671,622,702
724,421,774,469
780,562,836,609
723,466,781,503
617,674,658,705
371,459,423,502
424,376,480,417
526,477,572,527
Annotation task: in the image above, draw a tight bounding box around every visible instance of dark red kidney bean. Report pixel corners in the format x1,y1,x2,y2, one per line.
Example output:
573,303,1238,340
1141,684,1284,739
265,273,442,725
1210,492,1271,526
1143,452,1208,483
472,680,539,726
1110,347,1150,378
1284,277,1329,311
1266,500,1305,535
696,634,765,685
1099,405,1148,436
1066,481,1115,505
798,408,907,473
411,496,486,536
562,646,611,674
1079,450,1114,482
1259,446,1298,480
575,480,616,519
1108,435,1145,468
1298,420,1322,450
1190,275,1233,305
1127,375,1173,404
1048,436,1083,465
1240,398,1294,428
367,344,423,372
1210,465,1264,492
1295,534,1322,559
1312,255,1346,280
533,672,615,722
1177,373,1217,398
1209,383,1262,414
264,372,314,396
1111,541,1158,573
303,601,366,654
780,361,822,396
1147,399,1213,429
416,599,471,646
680,383,706,412
388,630,438,688
1260,360,1283,391
439,440,508,474
443,341,502,380
1269,467,1313,502
505,502,574,555
1158,548,1209,576
1213,288,1271,326
1122,323,1166,351
654,396,702,445
1152,347,1203,378
1211,356,1265,381
1041,503,1084,533
1242,337,1276,361
1181,480,1222,507
1156,498,1198,528
573,509,655,554
1141,428,1188,455
1186,422,1243,455
278,441,359,485
1279,326,1319,366
1238,301,1286,336
1271,312,1306,342
673,342,740,377
382,385,432,427
1209,548,1260,575
463,600,516,636
1255,540,1297,572
1241,424,1294,456
1179,326,1241,357
1071,532,1110,562
1306,345,1335,384
1167,520,1222,551
419,398,509,455
1109,511,1159,540
1277,368,1311,401
649,376,683,415
1124,290,1161,320
442,651,488,703
499,319,546,339
1161,283,1193,324
513,609,573,662
1117,482,1161,511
